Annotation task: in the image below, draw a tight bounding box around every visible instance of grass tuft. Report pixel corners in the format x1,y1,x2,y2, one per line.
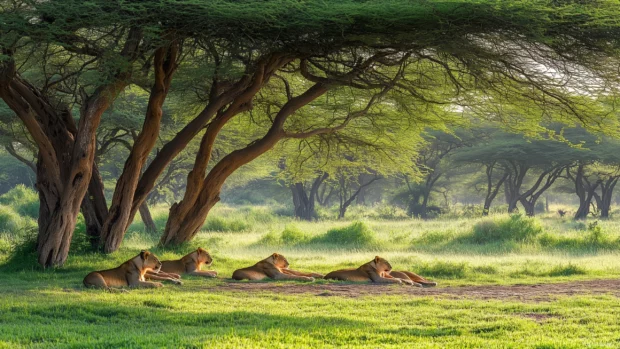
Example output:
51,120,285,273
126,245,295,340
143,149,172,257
310,221,378,248
464,214,542,244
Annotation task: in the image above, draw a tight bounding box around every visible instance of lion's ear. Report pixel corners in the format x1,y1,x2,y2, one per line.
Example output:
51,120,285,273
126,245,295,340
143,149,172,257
272,253,279,258
374,256,380,263
141,250,150,260
197,247,206,254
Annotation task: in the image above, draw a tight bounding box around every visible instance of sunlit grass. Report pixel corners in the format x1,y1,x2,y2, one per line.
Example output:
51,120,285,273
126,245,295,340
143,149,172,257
2,204,620,347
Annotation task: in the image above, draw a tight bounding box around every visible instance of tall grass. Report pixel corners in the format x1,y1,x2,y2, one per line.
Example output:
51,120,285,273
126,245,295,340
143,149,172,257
0,184,39,218
463,214,543,244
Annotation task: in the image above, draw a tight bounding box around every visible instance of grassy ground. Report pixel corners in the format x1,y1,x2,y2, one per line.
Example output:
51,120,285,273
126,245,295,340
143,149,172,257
1,204,620,348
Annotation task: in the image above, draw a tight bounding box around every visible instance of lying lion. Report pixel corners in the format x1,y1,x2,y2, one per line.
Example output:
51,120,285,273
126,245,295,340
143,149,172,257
232,253,323,281
83,250,168,289
325,256,436,286
145,248,217,283
385,270,437,287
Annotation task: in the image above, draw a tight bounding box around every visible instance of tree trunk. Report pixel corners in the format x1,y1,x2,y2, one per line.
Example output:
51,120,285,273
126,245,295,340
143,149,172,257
126,55,290,234
338,175,379,219
139,202,157,234
0,28,141,266
159,82,329,246
519,199,535,217
482,164,508,216
291,183,316,220
100,44,178,253
419,192,430,219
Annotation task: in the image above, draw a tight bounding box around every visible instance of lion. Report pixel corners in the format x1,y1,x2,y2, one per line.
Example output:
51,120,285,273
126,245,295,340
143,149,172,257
232,253,323,281
324,256,418,285
145,247,217,283
83,250,167,289
385,270,437,287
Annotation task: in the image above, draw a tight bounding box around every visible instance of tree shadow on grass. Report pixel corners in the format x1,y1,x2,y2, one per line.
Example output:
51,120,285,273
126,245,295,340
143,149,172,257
1,300,377,347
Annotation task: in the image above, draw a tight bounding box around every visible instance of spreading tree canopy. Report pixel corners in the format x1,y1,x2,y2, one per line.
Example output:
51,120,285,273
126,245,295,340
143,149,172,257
2,0,620,266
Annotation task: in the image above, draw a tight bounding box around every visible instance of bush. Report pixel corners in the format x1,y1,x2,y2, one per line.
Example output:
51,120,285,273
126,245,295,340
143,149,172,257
280,225,310,245
0,205,24,233
547,264,586,277
465,214,542,244
373,205,409,220
258,231,281,245
310,221,378,248
0,185,39,218
538,221,619,251
584,221,606,246
203,216,250,232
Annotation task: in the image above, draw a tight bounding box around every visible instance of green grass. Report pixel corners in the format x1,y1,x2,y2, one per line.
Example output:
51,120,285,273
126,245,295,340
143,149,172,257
2,205,620,347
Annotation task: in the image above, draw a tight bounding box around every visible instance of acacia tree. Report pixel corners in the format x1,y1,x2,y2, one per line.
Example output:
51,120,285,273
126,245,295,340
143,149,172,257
403,130,473,218
3,1,620,262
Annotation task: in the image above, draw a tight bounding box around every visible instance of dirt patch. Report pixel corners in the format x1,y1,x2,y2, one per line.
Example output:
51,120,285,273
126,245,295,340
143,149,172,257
213,279,620,301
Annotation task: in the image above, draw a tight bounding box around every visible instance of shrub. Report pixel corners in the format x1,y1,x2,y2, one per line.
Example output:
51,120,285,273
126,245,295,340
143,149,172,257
0,185,39,218
547,264,586,277
203,216,250,232
280,225,310,245
258,231,281,245
584,221,606,246
311,221,378,248
0,205,24,233
373,205,409,220
465,214,542,244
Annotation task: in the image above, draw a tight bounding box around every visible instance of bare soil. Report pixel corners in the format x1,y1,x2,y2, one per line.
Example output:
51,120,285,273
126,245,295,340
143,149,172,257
214,278,620,302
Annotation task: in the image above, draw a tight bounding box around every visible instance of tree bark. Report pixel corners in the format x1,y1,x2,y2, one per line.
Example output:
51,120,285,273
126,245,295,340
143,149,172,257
125,54,290,233
568,164,599,220
596,177,618,219
517,166,564,217
160,82,329,246
291,173,328,220
0,29,141,266
482,163,508,216
101,43,178,253
139,202,157,234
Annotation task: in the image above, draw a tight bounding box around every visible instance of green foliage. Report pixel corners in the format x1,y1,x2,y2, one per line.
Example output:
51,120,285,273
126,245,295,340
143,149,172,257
538,221,620,251
0,205,23,232
204,216,251,233
0,184,39,218
413,231,455,246
465,215,543,244
281,225,311,245
310,222,378,248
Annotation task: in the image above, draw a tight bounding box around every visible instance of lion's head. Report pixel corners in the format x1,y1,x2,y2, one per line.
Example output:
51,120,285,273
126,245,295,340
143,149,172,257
140,250,162,273
269,253,289,269
371,256,392,274
194,247,213,266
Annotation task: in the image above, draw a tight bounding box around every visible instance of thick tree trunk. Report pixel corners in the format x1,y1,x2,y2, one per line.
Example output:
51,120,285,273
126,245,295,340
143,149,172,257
126,55,290,234
81,165,108,248
160,82,329,246
291,183,316,220
101,44,178,253
519,199,536,217
597,178,618,219
0,29,141,266
139,202,157,234
291,173,327,220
